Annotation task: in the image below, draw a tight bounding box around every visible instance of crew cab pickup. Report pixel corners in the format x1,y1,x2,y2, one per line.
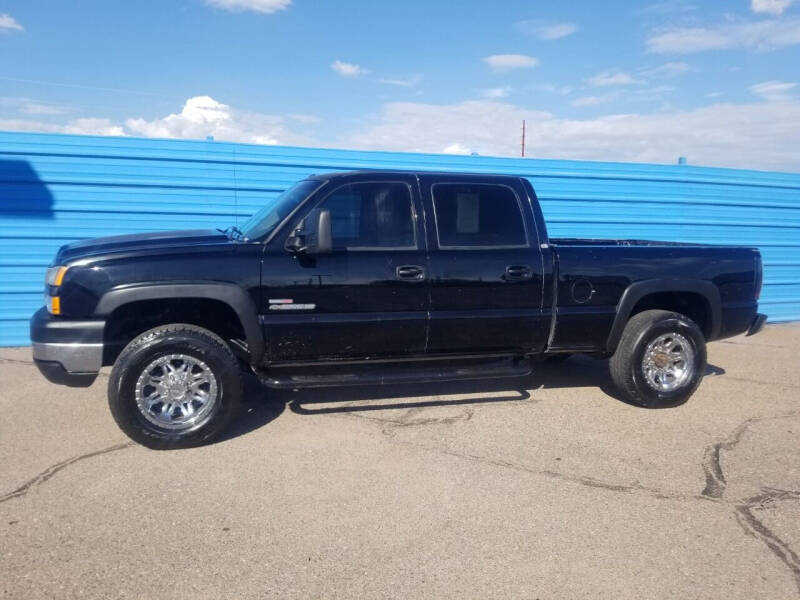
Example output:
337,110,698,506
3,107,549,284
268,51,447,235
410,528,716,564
31,171,767,448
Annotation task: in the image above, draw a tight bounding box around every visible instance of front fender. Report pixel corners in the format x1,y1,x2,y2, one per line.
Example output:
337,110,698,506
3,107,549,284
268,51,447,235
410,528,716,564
94,282,265,364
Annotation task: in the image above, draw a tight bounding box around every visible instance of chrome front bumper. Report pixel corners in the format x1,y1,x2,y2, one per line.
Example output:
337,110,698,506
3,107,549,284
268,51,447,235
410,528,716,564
30,307,105,387
32,341,103,373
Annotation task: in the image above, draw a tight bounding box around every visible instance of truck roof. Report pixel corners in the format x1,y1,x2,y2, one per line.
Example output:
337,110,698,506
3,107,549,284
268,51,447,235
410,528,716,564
307,170,524,182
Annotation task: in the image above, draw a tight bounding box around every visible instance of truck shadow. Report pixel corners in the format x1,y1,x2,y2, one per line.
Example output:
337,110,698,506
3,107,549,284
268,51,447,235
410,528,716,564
220,356,727,442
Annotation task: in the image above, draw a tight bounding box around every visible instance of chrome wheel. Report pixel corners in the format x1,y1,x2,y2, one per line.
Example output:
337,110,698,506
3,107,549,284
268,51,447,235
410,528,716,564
642,332,695,392
134,354,218,431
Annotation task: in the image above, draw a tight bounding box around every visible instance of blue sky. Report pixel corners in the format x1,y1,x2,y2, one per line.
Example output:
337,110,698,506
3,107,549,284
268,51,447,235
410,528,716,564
1,0,799,170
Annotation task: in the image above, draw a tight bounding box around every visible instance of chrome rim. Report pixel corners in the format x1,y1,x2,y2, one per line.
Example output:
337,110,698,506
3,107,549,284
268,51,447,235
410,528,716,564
135,354,218,431
642,332,695,392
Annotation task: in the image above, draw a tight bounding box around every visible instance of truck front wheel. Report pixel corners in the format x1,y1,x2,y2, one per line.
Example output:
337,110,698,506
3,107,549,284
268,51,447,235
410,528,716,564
609,310,706,408
108,324,242,449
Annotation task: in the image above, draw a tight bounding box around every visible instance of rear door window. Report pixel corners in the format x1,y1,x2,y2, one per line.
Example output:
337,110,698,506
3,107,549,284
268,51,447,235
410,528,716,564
432,183,527,248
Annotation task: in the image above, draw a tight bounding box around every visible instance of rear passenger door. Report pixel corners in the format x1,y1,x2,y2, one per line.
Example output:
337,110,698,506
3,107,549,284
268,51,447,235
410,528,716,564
419,175,547,354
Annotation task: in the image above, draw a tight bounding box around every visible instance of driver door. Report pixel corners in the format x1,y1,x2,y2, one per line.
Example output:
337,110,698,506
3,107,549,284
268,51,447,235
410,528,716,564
259,174,429,362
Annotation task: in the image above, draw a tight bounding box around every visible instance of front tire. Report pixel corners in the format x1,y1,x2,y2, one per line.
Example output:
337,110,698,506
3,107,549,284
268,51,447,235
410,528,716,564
609,310,706,408
108,324,242,449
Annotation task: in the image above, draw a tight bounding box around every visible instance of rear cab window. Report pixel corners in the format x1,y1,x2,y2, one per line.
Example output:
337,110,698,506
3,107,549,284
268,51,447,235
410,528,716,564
431,183,528,248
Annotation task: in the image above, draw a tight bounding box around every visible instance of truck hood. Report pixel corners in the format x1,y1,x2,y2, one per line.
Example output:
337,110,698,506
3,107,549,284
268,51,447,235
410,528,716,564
56,229,230,263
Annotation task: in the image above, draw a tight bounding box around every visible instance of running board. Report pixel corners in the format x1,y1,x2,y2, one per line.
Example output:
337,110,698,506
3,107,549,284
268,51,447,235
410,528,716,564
256,357,531,389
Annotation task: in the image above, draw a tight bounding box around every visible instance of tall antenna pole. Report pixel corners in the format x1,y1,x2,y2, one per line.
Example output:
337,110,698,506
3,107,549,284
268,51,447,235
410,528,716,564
521,119,526,158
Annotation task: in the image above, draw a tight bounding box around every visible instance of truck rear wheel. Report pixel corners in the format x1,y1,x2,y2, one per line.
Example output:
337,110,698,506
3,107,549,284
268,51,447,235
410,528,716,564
609,310,706,408
108,324,242,449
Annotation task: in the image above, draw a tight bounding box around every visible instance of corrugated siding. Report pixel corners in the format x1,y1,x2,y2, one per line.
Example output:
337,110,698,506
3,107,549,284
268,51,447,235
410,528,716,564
1,130,799,346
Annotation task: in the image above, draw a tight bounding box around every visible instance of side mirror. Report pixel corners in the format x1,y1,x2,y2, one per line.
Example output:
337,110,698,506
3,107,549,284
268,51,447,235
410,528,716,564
285,208,332,255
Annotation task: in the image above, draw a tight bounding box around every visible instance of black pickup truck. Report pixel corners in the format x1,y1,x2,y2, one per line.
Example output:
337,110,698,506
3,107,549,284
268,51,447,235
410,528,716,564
31,171,766,448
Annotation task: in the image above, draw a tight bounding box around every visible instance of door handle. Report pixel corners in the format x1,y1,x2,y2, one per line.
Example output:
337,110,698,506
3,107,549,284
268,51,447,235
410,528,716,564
395,265,426,281
504,265,533,280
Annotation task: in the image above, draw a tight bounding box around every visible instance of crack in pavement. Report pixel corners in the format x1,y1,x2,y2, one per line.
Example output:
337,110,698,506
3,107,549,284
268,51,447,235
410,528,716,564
735,489,800,591
333,405,711,504
330,405,476,437
335,399,800,591
5,366,795,590
0,442,134,504
418,437,716,503
700,412,800,592
701,412,799,500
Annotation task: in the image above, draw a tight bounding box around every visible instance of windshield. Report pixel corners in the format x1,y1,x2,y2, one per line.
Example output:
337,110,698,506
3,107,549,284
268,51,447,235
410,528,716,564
239,179,323,240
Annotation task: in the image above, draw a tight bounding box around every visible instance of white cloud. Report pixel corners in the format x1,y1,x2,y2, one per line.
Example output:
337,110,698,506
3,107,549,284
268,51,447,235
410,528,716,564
571,94,617,107
288,113,321,125
586,63,688,91
0,13,23,31
648,17,800,53
628,86,676,104
0,118,60,133
0,116,124,136
0,97,69,116
378,75,422,87
0,96,318,146
331,60,368,78
126,96,229,138
640,62,691,78
587,71,640,87
20,102,68,115
750,80,797,100
515,19,578,40
345,98,800,171
124,95,315,145
480,87,511,99
204,0,291,14
751,0,794,15
4,95,800,172
483,54,539,72
62,118,125,136
2,95,318,147
442,143,472,155
639,1,697,16
533,83,574,95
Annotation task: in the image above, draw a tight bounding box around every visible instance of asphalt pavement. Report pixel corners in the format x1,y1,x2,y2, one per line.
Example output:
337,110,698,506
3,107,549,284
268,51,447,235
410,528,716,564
1,324,798,599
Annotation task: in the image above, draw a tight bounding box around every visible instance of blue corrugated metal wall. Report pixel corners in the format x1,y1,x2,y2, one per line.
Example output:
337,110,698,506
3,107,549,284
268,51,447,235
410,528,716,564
1,130,799,346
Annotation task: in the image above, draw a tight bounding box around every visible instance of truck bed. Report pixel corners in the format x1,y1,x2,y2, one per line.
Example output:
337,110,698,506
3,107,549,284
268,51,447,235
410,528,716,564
551,238,729,248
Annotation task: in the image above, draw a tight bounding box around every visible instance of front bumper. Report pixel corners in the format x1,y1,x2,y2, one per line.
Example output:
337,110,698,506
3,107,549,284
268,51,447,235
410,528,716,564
30,308,105,387
746,313,767,336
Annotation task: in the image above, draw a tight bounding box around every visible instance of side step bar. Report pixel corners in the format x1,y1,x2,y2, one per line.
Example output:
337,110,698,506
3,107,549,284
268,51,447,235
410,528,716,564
256,358,531,389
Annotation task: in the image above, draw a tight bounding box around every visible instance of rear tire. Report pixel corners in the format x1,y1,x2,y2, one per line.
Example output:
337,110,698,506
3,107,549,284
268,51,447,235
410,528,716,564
108,324,242,449
609,310,706,408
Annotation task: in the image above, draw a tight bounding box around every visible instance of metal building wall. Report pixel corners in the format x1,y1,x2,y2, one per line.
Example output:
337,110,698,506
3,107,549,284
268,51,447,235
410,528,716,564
1,130,799,346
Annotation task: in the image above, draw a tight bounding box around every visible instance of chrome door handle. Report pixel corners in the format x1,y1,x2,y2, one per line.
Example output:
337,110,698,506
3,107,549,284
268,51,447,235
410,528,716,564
395,265,426,280
504,265,533,280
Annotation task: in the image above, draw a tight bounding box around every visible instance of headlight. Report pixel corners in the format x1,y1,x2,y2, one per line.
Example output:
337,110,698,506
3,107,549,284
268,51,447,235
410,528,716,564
45,266,68,287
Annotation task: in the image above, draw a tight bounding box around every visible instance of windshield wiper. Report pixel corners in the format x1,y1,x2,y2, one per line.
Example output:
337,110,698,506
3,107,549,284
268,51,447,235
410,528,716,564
217,225,248,242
